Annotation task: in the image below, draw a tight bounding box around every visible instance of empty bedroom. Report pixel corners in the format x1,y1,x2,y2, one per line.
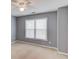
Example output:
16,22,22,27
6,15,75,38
11,0,68,59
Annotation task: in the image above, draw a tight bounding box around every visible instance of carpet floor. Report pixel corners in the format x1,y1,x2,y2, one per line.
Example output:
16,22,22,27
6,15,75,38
11,41,67,59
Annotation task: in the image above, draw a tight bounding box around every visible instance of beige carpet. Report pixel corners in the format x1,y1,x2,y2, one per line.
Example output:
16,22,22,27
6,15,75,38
11,41,67,59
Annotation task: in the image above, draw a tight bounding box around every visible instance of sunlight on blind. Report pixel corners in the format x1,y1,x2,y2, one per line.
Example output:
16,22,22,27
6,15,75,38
36,18,47,40
25,20,34,38
25,18,47,41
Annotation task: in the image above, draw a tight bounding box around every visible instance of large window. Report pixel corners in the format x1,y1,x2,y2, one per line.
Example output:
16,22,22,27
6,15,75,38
25,18,47,41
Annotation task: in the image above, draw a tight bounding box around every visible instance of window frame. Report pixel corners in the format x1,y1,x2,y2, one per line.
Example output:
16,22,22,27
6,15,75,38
25,18,48,41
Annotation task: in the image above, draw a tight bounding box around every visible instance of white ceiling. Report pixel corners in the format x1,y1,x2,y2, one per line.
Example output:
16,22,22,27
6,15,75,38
11,0,68,17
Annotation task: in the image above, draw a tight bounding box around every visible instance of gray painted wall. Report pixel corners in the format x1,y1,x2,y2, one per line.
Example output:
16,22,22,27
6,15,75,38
11,16,16,42
16,12,57,48
16,6,68,53
57,6,68,53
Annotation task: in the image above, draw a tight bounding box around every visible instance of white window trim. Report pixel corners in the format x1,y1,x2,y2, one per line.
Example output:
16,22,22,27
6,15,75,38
25,18,48,41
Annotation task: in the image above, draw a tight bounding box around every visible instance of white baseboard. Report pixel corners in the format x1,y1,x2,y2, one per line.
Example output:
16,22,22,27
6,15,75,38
16,40,57,50
11,41,16,44
16,40,68,56
28,42,68,56
57,51,68,56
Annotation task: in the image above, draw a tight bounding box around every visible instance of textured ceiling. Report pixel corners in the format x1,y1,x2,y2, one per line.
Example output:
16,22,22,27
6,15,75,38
11,0,68,17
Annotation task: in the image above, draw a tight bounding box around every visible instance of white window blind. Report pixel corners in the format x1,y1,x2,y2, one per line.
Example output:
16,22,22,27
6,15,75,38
25,20,34,38
25,18,47,41
36,19,47,40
